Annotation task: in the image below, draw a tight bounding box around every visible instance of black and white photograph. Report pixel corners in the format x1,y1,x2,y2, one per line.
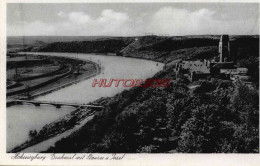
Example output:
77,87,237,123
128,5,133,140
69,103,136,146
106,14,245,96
3,1,260,159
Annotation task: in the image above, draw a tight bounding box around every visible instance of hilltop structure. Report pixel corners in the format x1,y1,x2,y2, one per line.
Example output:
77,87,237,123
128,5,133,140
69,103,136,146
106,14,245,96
175,35,252,84
218,35,230,62
175,60,211,82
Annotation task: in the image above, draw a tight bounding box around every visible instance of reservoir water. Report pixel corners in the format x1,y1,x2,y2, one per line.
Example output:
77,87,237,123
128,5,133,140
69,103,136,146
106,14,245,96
7,52,164,151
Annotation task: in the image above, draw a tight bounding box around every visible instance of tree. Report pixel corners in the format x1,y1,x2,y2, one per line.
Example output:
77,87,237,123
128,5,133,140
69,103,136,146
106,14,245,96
178,104,220,153
29,130,37,139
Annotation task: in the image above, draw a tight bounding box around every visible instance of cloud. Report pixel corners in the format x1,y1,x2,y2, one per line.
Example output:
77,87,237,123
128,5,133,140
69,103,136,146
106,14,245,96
56,10,133,36
67,12,91,24
149,7,259,35
8,9,133,36
7,7,259,36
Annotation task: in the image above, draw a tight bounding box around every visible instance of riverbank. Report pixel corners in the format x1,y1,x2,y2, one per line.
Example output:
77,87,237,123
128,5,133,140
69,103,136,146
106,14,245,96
7,53,101,151
10,67,169,153
9,106,98,153
24,59,100,100
7,52,164,152
7,54,101,100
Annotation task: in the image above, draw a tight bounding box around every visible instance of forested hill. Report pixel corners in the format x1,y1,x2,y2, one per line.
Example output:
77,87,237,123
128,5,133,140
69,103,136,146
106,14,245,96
26,38,134,53
23,35,258,64
44,62,259,153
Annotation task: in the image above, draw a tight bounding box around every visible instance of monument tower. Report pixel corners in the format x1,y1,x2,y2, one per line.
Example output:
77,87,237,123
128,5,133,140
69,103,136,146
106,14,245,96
218,35,230,62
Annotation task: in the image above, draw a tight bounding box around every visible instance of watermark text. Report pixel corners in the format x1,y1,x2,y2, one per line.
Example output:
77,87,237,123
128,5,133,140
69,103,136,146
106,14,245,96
92,78,170,88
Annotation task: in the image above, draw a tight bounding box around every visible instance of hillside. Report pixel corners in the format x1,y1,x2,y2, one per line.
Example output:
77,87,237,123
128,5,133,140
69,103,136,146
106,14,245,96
29,38,133,53
44,62,259,153
7,36,135,52
7,36,134,46
121,35,258,61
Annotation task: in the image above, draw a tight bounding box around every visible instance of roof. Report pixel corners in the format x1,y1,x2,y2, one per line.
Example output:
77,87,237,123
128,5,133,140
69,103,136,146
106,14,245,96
180,60,210,74
237,68,248,71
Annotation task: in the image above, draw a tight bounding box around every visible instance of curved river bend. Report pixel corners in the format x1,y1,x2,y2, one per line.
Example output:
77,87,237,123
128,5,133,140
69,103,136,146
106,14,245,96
7,52,164,151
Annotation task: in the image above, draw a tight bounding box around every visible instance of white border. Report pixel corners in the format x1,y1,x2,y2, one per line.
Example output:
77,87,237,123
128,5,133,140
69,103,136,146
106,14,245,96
0,0,259,166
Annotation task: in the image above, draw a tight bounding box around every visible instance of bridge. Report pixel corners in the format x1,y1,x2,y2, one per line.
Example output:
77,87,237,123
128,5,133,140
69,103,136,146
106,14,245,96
7,99,104,109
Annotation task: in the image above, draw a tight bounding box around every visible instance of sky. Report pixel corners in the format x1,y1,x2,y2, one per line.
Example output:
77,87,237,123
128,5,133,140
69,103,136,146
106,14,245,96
7,3,259,36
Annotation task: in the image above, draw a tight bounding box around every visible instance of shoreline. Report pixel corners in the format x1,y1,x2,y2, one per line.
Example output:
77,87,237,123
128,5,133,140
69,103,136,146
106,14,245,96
7,54,102,152
7,52,163,153
7,54,101,101
9,107,97,153
29,59,101,100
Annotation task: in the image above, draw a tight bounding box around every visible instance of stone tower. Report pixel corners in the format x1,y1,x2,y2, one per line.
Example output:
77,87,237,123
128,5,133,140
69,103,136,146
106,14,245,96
218,35,230,62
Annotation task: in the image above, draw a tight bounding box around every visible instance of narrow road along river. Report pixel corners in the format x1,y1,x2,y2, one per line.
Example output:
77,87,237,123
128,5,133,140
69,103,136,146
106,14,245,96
7,52,164,152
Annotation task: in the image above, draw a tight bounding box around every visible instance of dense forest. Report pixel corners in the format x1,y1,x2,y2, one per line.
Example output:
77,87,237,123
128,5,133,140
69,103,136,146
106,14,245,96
44,64,259,153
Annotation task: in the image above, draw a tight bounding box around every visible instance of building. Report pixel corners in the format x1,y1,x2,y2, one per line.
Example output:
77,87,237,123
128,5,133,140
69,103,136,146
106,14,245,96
220,68,248,75
175,35,251,84
218,35,230,62
175,60,211,82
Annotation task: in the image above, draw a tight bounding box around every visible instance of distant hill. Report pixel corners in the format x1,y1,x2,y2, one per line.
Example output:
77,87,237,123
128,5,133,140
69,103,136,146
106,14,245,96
27,38,134,53
7,36,136,52
7,36,133,45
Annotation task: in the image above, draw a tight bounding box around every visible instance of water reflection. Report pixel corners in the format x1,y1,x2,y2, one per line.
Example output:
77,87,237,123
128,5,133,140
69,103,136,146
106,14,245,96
7,104,74,151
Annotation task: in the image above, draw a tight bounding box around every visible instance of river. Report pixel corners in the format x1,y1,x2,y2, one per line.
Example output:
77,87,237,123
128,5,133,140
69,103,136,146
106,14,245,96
7,52,164,152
